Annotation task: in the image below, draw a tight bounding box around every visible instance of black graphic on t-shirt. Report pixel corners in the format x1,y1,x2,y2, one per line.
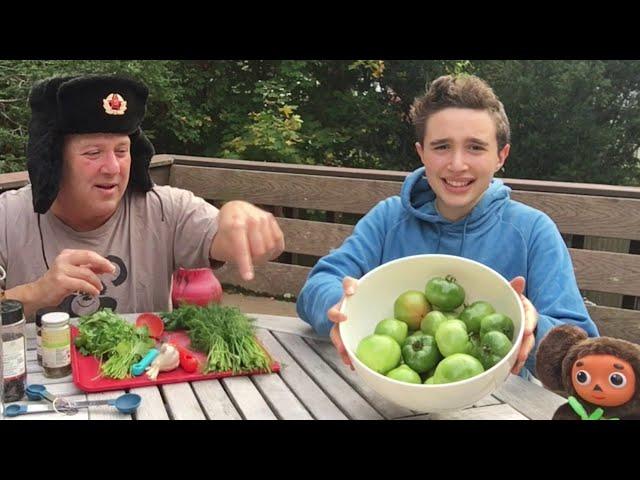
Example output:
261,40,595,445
58,254,128,317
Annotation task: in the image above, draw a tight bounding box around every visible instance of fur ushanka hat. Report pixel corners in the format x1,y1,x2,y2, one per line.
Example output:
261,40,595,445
26,74,155,214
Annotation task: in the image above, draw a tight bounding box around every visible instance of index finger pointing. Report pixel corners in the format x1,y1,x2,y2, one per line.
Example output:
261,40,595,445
231,223,254,281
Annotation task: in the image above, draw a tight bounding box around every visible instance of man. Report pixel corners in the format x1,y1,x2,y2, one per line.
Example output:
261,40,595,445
296,74,598,377
0,74,284,319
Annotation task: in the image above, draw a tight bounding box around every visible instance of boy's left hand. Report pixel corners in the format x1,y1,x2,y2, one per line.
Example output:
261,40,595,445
509,276,538,375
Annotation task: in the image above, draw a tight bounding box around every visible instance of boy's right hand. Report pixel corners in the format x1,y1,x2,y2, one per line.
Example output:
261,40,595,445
327,276,358,370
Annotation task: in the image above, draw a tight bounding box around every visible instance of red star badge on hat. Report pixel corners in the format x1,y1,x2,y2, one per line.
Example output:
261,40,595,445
103,93,128,115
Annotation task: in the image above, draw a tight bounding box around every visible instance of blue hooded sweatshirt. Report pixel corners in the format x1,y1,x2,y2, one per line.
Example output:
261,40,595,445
296,166,599,375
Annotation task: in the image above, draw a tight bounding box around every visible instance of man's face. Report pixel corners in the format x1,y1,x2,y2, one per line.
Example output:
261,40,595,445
415,108,510,222
57,133,131,224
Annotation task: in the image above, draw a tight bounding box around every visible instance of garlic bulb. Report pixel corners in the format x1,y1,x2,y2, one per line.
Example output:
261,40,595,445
146,343,180,380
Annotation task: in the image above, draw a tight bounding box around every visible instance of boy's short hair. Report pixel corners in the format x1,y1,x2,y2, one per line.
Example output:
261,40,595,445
410,74,511,150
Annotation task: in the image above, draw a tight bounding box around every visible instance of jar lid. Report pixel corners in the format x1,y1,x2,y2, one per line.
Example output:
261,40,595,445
36,306,62,327
1,300,25,325
42,311,70,326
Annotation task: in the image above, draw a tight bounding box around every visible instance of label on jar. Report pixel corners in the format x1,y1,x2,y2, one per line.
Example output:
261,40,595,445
2,337,26,379
42,328,70,368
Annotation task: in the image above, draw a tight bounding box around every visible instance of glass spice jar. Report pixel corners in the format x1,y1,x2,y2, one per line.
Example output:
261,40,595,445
35,307,60,367
1,300,27,402
41,311,72,378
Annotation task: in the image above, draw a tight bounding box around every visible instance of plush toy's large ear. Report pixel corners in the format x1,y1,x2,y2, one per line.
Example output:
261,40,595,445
536,325,588,393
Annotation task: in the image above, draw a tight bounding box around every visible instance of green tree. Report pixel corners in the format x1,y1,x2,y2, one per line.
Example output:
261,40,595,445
474,60,640,185
2,60,639,185
0,60,213,172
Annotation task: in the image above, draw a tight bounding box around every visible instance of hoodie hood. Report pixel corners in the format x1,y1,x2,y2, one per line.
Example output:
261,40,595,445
400,166,511,254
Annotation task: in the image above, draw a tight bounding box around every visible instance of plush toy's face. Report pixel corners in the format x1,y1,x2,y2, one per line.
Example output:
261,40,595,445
571,354,636,407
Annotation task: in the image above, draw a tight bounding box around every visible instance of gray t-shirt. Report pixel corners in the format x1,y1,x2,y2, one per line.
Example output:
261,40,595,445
0,185,219,317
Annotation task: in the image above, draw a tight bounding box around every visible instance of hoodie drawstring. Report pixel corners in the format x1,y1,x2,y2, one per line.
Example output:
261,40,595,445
434,224,442,253
459,216,470,256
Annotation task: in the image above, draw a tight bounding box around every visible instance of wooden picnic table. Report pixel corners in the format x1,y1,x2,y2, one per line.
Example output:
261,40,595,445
1,313,567,420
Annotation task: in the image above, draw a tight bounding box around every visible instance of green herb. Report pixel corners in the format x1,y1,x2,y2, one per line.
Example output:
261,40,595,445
161,304,272,374
75,309,155,379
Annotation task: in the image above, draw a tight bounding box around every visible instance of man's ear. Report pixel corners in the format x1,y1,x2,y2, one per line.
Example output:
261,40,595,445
536,325,588,393
495,143,510,173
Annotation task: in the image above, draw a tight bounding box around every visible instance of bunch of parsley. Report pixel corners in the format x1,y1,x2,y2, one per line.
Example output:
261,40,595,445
74,309,155,379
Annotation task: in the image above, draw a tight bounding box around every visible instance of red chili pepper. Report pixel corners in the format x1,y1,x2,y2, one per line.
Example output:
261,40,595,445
180,351,199,373
169,342,200,373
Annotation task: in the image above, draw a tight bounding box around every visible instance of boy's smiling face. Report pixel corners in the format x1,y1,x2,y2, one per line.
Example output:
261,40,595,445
415,107,510,222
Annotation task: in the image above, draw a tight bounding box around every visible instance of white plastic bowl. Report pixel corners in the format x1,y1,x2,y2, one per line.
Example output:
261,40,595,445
340,254,525,412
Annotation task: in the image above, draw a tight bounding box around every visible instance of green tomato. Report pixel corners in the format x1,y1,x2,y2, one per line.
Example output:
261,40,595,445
480,313,515,341
386,364,422,384
420,310,448,336
424,376,435,385
459,301,495,334
479,330,513,370
425,276,465,311
466,332,482,359
374,318,408,346
433,353,485,384
356,334,401,374
421,368,436,382
435,320,470,357
401,333,441,373
433,305,462,317
446,319,468,332
394,290,431,331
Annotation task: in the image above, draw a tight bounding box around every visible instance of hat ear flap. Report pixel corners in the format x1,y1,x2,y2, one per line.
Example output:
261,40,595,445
27,127,64,214
128,128,155,192
26,76,73,214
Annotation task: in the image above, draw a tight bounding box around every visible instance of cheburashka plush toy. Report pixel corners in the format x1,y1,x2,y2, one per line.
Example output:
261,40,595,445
535,324,640,420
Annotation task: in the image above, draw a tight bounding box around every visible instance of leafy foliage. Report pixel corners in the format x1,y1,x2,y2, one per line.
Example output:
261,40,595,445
2,60,639,184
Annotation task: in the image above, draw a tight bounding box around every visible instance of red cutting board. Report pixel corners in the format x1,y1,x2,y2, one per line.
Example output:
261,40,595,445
70,326,280,393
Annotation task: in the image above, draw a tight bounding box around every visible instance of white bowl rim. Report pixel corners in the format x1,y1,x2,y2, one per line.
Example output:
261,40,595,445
339,253,526,389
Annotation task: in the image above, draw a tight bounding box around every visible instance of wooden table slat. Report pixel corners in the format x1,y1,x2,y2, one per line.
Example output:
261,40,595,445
191,380,243,420
305,337,417,419
472,395,503,408
128,386,169,420
161,383,206,420
254,329,347,420
221,376,278,420
492,375,567,420
251,372,313,420
27,372,74,386
273,331,383,420
403,403,529,420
